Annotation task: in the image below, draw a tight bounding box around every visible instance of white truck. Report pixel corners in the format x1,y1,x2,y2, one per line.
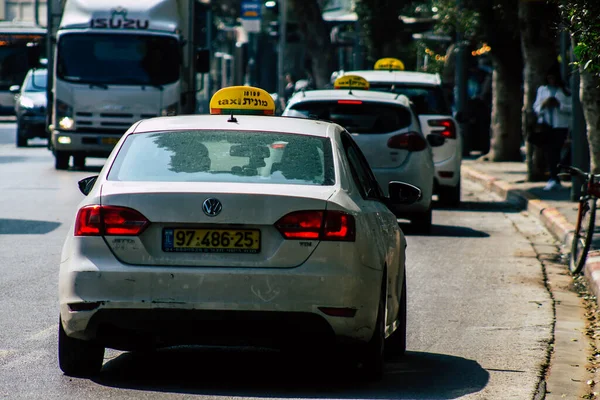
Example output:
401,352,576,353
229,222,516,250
46,0,210,170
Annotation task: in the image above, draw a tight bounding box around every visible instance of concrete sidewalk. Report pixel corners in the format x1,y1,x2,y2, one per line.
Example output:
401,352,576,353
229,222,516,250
463,158,600,300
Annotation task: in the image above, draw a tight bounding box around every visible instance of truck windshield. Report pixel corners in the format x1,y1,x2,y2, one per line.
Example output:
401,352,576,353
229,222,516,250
57,33,179,86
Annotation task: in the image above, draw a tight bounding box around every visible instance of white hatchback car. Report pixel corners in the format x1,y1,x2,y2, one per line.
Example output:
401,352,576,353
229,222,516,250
284,88,440,233
339,70,462,206
58,86,421,381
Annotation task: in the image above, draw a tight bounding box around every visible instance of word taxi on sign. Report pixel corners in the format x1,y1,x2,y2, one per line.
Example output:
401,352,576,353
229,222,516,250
210,86,276,116
334,75,370,90
374,57,405,71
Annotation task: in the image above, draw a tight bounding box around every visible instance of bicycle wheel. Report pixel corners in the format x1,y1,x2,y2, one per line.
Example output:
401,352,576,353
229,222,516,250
570,197,597,274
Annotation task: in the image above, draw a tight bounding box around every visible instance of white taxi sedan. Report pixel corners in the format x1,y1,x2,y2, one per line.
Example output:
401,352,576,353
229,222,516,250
58,86,421,381
338,62,463,206
283,75,440,233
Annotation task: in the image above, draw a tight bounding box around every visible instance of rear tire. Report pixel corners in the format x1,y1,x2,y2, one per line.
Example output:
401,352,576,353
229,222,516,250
73,155,86,169
58,318,104,377
54,151,70,170
385,271,407,359
411,207,432,234
438,180,461,207
16,124,27,147
357,280,386,381
570,197,596,274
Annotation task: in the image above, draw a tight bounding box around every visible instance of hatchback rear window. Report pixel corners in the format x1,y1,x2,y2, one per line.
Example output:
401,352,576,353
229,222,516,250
108,130,335,186
289,101,412,134
369,84,451,116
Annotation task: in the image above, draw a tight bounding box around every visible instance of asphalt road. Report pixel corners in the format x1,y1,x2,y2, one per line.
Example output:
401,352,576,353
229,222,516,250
0,122,554,399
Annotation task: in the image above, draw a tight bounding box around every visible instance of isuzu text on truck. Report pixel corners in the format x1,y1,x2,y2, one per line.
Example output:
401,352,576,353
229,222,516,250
47,0,209,170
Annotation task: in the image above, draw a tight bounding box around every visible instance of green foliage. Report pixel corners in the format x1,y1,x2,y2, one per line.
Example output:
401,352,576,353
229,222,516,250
559,0,600,75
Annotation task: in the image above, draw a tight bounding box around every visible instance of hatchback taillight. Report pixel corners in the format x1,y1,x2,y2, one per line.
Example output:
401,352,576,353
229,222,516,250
275,210,356,241
428,119,456,139
387,132,427,151
75,205,150,236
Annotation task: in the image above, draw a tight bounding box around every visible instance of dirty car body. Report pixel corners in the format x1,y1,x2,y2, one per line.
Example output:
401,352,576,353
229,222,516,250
58,113,410,376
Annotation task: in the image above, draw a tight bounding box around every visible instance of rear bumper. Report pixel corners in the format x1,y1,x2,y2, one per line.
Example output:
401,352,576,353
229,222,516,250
434,153,461,188
51,129,123,157
59,236,382,349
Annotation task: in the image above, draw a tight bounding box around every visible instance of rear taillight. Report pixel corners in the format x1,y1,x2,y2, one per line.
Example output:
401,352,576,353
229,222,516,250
275,210,355,241
428,119,456,139
387,132,427,151
75,205,150,236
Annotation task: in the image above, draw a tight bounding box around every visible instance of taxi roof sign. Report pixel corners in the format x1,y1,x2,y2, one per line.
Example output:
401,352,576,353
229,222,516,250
334,75,370,90
374,58,405,71
210,86,275,116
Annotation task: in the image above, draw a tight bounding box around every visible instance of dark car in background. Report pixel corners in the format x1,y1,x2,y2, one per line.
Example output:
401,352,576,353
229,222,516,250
11,67,47,147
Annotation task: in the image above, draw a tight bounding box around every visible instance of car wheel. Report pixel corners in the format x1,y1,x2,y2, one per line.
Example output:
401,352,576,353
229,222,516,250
58,318,104,377
73,155,86,169
437,179,461,207
385,271,406,359
358,281,386,381
16,124,27,147
55,151,70,170
411,207,432,234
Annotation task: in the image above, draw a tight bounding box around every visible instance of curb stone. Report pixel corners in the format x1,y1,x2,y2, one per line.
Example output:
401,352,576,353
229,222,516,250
463,165,577,248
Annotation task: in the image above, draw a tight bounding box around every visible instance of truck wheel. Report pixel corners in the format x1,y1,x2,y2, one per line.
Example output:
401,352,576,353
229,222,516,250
385,271,407,359
16,124,27,147
58,318,104,377
55,152,70,170
73,155,85,169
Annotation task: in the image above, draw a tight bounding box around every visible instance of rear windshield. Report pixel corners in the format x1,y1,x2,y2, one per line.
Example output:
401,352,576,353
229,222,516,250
288,101,412,134
107,130,335,186
369,83,451,116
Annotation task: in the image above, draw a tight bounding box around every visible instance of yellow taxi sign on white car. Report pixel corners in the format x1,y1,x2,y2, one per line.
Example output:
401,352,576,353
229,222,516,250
374,57,405,71
333,75,370,90
209,86,276,115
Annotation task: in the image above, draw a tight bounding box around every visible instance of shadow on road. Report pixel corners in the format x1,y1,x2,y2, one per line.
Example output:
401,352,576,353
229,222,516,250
0,218,61,234
400,223,490,238
0,155,27,164
92,347,489,399
435,200,522,213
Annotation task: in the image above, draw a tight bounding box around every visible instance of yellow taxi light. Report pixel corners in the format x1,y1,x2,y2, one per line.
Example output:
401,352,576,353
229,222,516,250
374,58,405,71
334,75,370,90
210,86,276,116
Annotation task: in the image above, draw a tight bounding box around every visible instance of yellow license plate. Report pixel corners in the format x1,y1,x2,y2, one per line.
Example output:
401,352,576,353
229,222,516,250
101,137,120,145
163,228,261,253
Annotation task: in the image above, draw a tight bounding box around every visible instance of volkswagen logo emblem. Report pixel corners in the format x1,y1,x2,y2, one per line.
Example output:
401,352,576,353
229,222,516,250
202,198,222,217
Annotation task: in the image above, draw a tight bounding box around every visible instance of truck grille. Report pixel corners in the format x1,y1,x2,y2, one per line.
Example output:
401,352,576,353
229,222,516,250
73,111,158,133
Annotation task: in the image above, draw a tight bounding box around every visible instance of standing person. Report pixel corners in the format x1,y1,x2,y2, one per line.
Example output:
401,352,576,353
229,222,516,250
533,68,572,191
280,73,296,110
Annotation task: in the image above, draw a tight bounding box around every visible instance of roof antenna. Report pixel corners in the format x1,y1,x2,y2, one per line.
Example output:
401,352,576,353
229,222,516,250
395,92,401,100
301,87,306,98
228,113,238,123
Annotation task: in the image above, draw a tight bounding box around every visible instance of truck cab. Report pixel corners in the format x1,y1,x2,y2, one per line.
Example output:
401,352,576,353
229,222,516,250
48,0,208,170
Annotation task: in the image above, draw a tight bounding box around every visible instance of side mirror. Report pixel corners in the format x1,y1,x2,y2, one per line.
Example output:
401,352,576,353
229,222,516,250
9,85,20,94
427,134,446,147
195,48,210,74
78,176,98,196
388,181,422,205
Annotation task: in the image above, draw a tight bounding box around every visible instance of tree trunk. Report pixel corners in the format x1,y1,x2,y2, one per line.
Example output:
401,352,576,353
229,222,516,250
488,59,524,161
580,70,600,174
518,0,559,181
289,0,334,88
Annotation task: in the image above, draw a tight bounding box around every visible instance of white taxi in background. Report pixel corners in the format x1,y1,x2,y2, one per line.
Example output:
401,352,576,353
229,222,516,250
339,58,463,206
58,86,421,381
284,75,441,233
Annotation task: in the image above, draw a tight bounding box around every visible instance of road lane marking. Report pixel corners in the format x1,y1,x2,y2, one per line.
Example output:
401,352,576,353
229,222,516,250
28,324,58,341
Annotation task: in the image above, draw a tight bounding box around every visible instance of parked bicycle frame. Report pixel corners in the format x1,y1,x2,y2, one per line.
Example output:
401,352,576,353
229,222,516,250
558,164,600,274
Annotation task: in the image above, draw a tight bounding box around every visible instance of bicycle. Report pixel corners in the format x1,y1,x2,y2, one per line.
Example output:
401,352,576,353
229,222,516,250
558,164,600,274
